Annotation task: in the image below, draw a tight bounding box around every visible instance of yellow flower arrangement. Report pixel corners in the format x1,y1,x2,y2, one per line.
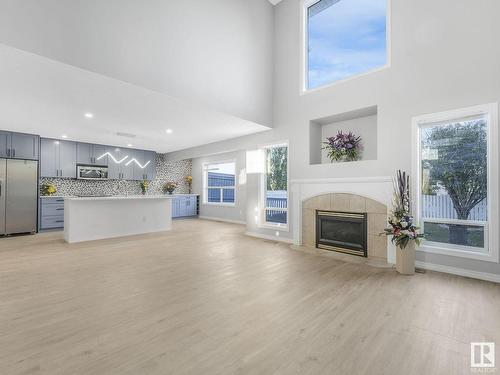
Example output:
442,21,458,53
140,180,149,194
185,175,193,194
41,183,57,196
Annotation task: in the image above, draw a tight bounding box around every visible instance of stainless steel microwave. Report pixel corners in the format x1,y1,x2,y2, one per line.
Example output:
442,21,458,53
76,165,109,180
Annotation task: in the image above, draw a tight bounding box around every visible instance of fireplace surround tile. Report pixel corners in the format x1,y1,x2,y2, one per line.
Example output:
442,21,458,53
301,193,388,260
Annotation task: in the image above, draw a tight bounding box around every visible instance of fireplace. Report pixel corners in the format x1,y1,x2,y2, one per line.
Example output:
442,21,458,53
316,210,368,257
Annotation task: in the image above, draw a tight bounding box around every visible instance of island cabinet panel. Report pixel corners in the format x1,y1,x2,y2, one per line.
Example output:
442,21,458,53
41,139,77,178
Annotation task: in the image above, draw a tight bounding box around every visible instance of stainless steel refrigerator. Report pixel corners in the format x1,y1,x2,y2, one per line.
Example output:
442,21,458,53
0,158,38,235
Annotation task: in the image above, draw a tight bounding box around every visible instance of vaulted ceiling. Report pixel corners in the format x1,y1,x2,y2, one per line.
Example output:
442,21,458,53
0,0,275,152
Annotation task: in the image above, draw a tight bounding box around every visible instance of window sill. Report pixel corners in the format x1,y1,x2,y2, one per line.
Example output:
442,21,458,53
202,203,236,208
417,243,497,263
258,222,289,232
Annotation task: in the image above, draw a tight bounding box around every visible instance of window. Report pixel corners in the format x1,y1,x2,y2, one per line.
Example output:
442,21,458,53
305,0,388,90
262,145,288,228
413,104,498,261
203,161,236,205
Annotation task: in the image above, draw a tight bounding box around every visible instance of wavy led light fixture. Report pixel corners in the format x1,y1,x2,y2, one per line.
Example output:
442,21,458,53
125,158,151,169
97,152,129,164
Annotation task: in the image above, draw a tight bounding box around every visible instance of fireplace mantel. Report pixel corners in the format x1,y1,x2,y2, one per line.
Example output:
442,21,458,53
291,176,396,263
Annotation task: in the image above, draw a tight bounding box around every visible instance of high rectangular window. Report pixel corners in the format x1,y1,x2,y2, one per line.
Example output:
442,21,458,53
305,0,388,90
262,145,288,227
203,161,236,205
414,103,499,262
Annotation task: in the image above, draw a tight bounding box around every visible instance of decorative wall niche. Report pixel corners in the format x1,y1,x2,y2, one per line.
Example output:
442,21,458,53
309,105,378,165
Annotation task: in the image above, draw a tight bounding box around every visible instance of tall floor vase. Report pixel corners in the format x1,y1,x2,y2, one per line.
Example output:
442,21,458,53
396,241,416,275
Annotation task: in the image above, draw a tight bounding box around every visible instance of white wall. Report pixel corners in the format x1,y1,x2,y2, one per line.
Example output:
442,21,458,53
192,151,247,224
0,0,274,126
167,0,500,276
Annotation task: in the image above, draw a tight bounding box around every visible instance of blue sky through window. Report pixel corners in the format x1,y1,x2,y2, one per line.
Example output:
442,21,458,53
307,0,387,89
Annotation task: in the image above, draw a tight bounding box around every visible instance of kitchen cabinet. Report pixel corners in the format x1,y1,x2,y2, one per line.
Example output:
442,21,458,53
0,131,9,158
10,133,39,160
40,139,77,178
0,131,39,160
76,143,108,165
132,150,156,181
172,195,198,218
39,197,65,230
106,146,134,180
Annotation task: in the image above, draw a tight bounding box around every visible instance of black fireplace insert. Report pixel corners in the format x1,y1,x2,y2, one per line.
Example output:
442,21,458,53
316,210,367,257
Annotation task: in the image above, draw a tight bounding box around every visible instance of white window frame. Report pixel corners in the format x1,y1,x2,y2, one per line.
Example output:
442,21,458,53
300,0,392,94
259,142,289,231
412,103,499,262
202,160,237,207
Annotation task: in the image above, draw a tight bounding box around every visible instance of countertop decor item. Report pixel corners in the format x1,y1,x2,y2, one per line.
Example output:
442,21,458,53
164,182,178,195
383,170,424,275
185,175,193,194
41,183,57,196
323,131,363,162
140,180,148,195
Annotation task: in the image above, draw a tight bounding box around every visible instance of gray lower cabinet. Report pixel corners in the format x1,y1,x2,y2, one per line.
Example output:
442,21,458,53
40,139,77,178
172,196,198,218
0,131,39,160
39,197,65,230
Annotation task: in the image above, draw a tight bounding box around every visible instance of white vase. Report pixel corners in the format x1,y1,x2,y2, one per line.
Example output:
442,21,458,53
395,241,416,275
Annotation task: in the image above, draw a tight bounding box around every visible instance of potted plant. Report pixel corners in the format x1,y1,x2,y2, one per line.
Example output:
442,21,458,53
41,183,57,196
164,182,178,195
323,131,363,162
185,175,193,194
383,170,424,275
140,180,148,195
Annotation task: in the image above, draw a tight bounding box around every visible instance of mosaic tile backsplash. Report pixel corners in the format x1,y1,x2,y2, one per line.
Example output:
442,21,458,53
40,155,192,196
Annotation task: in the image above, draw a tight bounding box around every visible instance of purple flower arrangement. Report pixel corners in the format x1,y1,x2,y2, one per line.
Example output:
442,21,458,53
323,131,363,162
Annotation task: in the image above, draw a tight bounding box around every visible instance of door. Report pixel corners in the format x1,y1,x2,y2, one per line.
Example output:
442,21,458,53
6,159,38,234
0,159,6,234
144,151,156,180
59,140,77,178
76,142,92,164
0,132,8,158
40,138,59,177
10,133,39,160
92,144,108,166
106,147,123,179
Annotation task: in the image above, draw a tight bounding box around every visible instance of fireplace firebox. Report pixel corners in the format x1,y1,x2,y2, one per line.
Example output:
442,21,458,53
316,210,367,257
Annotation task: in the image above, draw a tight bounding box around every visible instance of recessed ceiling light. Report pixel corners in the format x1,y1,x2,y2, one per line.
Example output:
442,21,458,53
166,129,173,134
127,144,133,147
61,135,68,139
84,113,94,118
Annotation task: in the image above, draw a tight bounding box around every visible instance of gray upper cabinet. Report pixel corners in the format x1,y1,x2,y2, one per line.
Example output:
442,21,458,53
41,138,77,178
0,131,8,158
77,143,108,165
132,150,156,181
105,146,125,180
0,131,39,160
10,133,39,160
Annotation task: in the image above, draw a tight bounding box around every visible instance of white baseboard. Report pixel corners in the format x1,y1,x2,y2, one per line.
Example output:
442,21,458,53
245,231,294,244
415,261,500,283
198,216,246,225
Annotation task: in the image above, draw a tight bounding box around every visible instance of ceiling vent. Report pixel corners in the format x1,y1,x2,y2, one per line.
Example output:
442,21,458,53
116,132,137,138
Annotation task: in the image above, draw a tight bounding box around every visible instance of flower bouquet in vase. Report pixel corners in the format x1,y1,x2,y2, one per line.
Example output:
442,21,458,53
163,182,178,195
140,180,148,195
185,175,193,194
383,170,424,275
323,131,363,162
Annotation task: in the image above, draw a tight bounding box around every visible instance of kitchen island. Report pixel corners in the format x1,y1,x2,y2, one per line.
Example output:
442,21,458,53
64,195,172,243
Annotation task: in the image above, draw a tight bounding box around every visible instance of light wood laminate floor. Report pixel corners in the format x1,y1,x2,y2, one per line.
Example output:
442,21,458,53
0,219,499,375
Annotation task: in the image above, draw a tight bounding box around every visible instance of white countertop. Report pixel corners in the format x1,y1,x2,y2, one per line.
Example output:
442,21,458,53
65,195,173,201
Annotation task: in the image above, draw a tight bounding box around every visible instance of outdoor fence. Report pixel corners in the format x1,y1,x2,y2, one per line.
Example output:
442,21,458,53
421,195,487,221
